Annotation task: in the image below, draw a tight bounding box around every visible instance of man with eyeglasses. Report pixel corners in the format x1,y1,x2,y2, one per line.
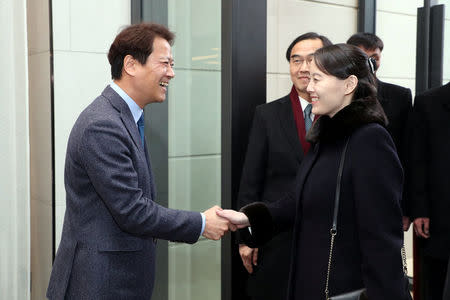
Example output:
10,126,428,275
236,32,332,300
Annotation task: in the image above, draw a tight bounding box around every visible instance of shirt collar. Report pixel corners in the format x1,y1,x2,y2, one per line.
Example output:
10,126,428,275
298,96,312,113
110,81,143,124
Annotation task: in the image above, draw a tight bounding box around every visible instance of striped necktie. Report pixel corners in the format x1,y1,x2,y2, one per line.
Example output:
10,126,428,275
137,114,145,147
304,103,312,132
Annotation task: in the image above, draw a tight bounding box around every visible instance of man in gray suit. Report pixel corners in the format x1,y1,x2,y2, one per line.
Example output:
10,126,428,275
46,23,232,299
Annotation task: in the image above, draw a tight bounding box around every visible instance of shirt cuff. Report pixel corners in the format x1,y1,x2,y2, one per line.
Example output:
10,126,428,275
200,212,206,236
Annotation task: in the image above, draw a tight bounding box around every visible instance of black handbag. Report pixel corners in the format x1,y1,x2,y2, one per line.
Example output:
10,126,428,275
325,137,409,300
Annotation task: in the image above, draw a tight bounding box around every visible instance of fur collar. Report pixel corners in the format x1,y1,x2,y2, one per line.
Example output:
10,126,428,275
306,97,388,143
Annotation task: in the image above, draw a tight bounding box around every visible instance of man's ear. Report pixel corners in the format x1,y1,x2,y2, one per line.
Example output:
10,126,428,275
123,55,137,77
345,75,358,95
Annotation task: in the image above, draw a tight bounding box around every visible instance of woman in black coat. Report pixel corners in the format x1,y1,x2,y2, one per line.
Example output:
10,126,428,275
219,44,410,300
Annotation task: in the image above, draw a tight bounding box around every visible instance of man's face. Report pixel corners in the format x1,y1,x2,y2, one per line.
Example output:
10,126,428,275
134,36,175,105
289,38,324,99
358,46,381,72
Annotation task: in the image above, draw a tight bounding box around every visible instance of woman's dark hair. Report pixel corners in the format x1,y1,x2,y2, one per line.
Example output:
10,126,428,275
313,43,377,101
108,22,175,79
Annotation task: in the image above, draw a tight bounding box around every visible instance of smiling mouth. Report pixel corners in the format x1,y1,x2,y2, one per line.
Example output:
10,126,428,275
159,82,169,87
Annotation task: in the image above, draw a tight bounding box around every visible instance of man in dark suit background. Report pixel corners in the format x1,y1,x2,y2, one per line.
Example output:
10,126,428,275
46,23,231,299
347,33,413,231
237,32,332,300
409,82,450,300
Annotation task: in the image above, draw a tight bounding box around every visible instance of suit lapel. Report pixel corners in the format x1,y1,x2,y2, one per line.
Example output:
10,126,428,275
278,97,304,162
102,86,145,154
120,112,146,154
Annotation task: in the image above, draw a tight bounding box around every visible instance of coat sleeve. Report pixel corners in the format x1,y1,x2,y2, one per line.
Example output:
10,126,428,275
408,95,430,219
350,125,410,300
79,119,202,243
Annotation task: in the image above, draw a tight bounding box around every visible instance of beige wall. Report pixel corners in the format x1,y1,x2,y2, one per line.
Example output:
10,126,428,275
27,0,53,297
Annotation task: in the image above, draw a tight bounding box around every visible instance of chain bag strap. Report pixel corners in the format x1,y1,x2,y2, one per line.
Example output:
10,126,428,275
325,137,350,300
324,137,409,300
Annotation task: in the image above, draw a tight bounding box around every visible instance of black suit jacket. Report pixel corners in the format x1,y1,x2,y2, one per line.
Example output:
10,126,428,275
237,94,304,299
377,79,412,214
409,82,450,259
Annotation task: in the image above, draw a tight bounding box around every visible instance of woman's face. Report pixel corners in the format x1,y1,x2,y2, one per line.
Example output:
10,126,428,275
307,60,354,118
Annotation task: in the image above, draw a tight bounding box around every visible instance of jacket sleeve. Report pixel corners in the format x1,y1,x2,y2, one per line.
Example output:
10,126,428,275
239,180,298,247
408,95,430,219
79,119,202,243
350,125,410,300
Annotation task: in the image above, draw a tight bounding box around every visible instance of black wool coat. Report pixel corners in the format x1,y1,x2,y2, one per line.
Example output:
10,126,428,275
377,79,412,215
408,82,450,260
242,98,410,300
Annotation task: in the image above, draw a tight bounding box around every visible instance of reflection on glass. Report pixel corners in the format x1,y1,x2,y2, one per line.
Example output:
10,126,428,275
167,1,221,299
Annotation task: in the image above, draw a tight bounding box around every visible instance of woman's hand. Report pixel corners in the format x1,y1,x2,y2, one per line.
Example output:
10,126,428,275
216,209,250,228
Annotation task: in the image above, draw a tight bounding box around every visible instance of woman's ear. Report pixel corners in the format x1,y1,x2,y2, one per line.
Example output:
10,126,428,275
345,75,358,95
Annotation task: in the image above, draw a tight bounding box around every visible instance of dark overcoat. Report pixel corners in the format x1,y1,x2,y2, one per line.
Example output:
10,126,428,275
242,98,410,300
237,94,305,299
46,86,202,299
408,82,450,260
377,79,412,215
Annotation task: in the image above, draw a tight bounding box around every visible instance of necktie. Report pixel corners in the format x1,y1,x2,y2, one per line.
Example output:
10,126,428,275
137,114,145,147
304,103,312,132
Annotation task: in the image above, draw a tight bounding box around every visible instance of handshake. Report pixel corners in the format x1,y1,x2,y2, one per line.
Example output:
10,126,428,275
201,206,251,240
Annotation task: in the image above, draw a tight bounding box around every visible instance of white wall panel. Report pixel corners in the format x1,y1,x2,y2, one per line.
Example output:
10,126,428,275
52,0,71,51
306,0,357,7
376,12,417,80
266,73,294,102
275,0,357,74
70,0,130,53
53,51,111,207
377,0,422,16
0,0,30,298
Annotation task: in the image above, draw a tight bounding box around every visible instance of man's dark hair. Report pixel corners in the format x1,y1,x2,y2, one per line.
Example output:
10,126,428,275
108,22,175,79
285,32,333,61
346,32,384,52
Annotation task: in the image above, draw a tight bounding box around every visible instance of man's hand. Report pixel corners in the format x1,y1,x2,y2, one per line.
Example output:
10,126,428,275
202,206,232,240
402,216,412,231
216,209,250,228
413,217,430,238
239,244,258,274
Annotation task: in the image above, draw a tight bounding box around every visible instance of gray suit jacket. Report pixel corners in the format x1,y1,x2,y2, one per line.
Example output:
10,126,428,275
47,86,202,299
